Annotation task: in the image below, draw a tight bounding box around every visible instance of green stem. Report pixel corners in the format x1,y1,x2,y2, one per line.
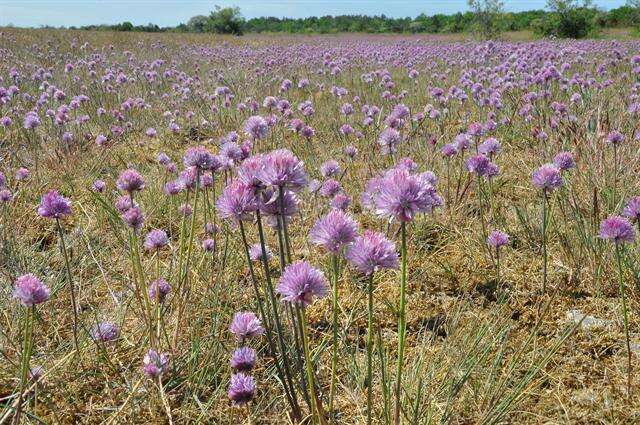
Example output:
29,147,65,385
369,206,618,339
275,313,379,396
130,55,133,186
56,218,79,352
542,193,548,294
366,273,375,425
14,306,34,425
615,243,633,396
393,222,408,425
298,306,320,424
329,254,339,419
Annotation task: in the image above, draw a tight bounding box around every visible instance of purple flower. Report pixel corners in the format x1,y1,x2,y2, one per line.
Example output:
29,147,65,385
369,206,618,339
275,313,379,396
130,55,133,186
183,146,216,170
90,322,120,342
249,243,272,262
13,274,50,306
258,149,308,191
623,196,640,221
319,179,342,198
373,168,442,222
0,189,13,203
599,216,636,244
144,229,168,251
478,138,501,156
96,134,108,146
606,130,625,145
157,152,171,165
237,155,266,193
228,373,256,405
122,206,144,232
164,180,184,195
310,209,359,254
454,133,471,151
216,180,258,223
276,261,329,307
230,311,265,342
115,195,137,213
23,111,41,129
0,172,5,188
345,230,398,276
487,230,510,248
142,349,169,379
331,193,351,211
37,190,72,218
553,152,575,171
92,180,106,193
178,203,193,217
344,145,358,159
244,115,269,140
467,122,484,137
145,127,157,138
320,160,340,178
116,169,145,193
378,128,402,155
202,238,216,252
230,347,257,373
532,164,563,192
149,278,171,303
15,168,30,181
258,189,298,228
466,154,497,178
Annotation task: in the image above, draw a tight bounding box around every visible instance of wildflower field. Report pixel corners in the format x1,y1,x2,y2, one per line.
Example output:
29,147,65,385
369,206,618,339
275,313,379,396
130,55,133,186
2,28,640,424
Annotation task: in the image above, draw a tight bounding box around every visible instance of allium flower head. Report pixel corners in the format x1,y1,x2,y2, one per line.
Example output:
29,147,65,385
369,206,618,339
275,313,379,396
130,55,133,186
149,278,171,303
553,151,575,171
331,193,351,211
228,373,256,405
90,322,120,342
259,189,298,228
258,149,308,191
183,146,217,170
230,311,265,342
116,169,145,193
237,154,266,193
144,229,168,251
345,230,398,275
216,180,257,222
0,189,12,203
122,206,144,232
320,160,340,178
230,347,257,372
115,195,137,213
249,243,272,262
378,128,402,155
244,115,269,140
142,350,169,379
15,168,30,181
599,216,636,244
319,178,342,198
92,180,106,193
441,143,458,157
37,190,72,218
202,238,216,252
532,164,563,192
487,230,510,248
309,209,359,254
13,274,50,306
606,130,625,145
276,261,329,307
623,196,640,221
478,138,501,156
373,168,442,222
466,154,495,177
344,145,358,159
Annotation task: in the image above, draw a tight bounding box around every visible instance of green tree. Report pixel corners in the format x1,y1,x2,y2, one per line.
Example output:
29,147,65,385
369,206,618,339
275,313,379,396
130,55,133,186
188,15,210,33
468,0,505,39
208,5,244,35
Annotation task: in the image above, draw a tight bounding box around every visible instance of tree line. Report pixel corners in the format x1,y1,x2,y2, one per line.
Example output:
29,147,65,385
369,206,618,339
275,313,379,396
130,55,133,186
70,2,640,39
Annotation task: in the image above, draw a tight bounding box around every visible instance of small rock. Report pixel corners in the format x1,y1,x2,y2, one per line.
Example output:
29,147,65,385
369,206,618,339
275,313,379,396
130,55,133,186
566,309,611,330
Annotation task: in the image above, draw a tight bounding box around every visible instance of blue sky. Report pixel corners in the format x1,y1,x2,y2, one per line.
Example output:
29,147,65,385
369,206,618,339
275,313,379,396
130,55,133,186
0,0,629,27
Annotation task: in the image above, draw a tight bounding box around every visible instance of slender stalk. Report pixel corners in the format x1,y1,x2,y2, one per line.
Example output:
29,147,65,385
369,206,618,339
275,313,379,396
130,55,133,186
541,192,548,294
13,306,34,425
239,221,296,411
298,306,323,425
393,221,408,425
255,209,302,417
366,273,375,425
329,254,339,419
615,243,633,396
56,218,79,352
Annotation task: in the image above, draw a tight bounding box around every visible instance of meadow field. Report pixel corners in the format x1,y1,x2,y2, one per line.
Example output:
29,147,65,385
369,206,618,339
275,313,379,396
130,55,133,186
2,28,640,424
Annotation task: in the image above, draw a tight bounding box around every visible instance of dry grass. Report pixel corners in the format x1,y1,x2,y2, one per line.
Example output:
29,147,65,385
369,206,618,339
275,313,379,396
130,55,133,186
1,28,640,424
